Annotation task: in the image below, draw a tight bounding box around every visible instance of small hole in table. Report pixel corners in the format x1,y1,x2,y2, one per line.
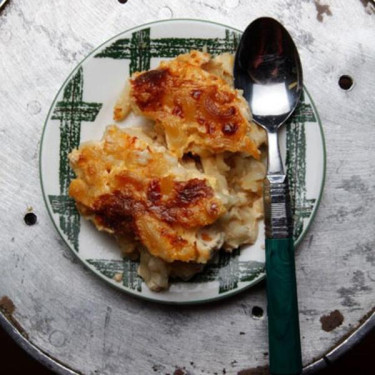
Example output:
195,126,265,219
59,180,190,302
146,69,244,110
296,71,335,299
24,212,37,226
252,306,264,319
339,75,354,90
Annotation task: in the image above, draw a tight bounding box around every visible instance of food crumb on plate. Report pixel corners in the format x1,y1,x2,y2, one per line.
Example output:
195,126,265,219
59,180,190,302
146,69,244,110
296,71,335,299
113,272,123,282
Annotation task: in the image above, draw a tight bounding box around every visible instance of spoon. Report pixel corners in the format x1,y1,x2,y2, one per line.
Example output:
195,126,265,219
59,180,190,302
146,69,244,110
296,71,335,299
234,18,303,375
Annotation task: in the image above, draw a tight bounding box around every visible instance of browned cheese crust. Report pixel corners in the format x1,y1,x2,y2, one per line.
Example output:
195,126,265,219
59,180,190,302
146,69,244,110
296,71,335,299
69,126,225,263
130,51,261,158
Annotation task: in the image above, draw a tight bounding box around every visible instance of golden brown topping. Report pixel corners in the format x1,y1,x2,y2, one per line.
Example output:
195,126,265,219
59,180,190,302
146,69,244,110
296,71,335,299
129,50,262,158
94,191,141,235
132,69,168,111
133,68,168,87
172,104,184,118
70,51,269,291
191,89,202,100
68,126,226,263
222,122,239,136
147,179,161,203
200,233,212,242
174,179,213,206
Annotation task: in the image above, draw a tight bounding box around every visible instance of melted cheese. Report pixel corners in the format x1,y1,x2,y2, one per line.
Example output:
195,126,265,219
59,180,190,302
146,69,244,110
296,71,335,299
69,125,226,263
129,50,263,158
69,51,267,291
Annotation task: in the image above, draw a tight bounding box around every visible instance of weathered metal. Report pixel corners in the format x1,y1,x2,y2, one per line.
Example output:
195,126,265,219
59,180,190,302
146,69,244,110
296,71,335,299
0,0,374,374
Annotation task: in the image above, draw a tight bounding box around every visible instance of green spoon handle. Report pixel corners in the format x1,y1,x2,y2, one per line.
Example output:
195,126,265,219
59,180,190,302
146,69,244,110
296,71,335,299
263,177,302,375
266,238,302,375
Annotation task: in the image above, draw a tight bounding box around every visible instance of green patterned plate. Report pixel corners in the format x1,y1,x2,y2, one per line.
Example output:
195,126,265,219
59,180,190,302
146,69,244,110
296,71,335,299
40,19,325,304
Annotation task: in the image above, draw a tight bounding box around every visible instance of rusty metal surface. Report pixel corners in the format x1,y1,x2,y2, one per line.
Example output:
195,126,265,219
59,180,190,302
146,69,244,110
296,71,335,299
0,0,374,374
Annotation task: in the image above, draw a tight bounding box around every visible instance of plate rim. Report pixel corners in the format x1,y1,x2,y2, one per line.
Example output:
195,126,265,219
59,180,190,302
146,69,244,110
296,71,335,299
39,18,326,305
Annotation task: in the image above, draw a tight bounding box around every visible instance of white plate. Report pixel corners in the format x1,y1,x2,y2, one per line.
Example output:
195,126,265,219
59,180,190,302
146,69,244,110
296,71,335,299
40,19,326,304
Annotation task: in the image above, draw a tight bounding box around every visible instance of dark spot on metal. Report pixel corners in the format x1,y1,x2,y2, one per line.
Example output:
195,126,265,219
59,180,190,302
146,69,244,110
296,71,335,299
118,0,128,3
368,270,375,282
339,75,354,90
49,330,67,348
252,306,264,318
0,296,15,315
308,234,314,248
174,368,188,375
326,205,366,223
24,212,37,225
239,331,245,335
296,31,315,49
314,0,332,22
300,308,319,317
237,365,269,375
338,175,368,194
337,288,358,307
337,270,372,306
62,247,78,264
352,270,369,287
0,296,29,339
104,306,112,329
320,310,344,331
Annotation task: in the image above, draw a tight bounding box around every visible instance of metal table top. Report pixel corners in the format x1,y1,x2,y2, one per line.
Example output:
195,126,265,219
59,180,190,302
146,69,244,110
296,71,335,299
0,0,374,374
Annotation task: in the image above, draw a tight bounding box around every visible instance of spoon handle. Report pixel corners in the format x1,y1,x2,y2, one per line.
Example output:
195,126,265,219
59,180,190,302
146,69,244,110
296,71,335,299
264,177,302,375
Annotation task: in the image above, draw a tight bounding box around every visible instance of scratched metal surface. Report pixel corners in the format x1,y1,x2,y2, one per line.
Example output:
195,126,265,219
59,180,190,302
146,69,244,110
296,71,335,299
0,0,374,374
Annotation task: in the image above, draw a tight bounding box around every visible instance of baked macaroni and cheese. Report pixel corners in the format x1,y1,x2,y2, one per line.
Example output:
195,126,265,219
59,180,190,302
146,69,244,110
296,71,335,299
69,50,266,291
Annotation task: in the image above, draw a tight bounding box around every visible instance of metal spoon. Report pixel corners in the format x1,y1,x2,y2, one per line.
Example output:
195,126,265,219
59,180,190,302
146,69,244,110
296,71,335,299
234,17,303,375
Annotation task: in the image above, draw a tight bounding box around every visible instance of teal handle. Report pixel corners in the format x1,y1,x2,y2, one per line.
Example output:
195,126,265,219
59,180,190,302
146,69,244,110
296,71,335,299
266,238,302,375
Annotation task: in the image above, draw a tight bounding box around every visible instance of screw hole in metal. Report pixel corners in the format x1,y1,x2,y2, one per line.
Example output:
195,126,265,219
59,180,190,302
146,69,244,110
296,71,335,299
24,212,37,226
252,306,264,319
339,75,354,91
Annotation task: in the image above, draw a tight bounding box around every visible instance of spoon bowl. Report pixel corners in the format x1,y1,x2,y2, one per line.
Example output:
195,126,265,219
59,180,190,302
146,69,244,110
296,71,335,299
234,17,303,131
